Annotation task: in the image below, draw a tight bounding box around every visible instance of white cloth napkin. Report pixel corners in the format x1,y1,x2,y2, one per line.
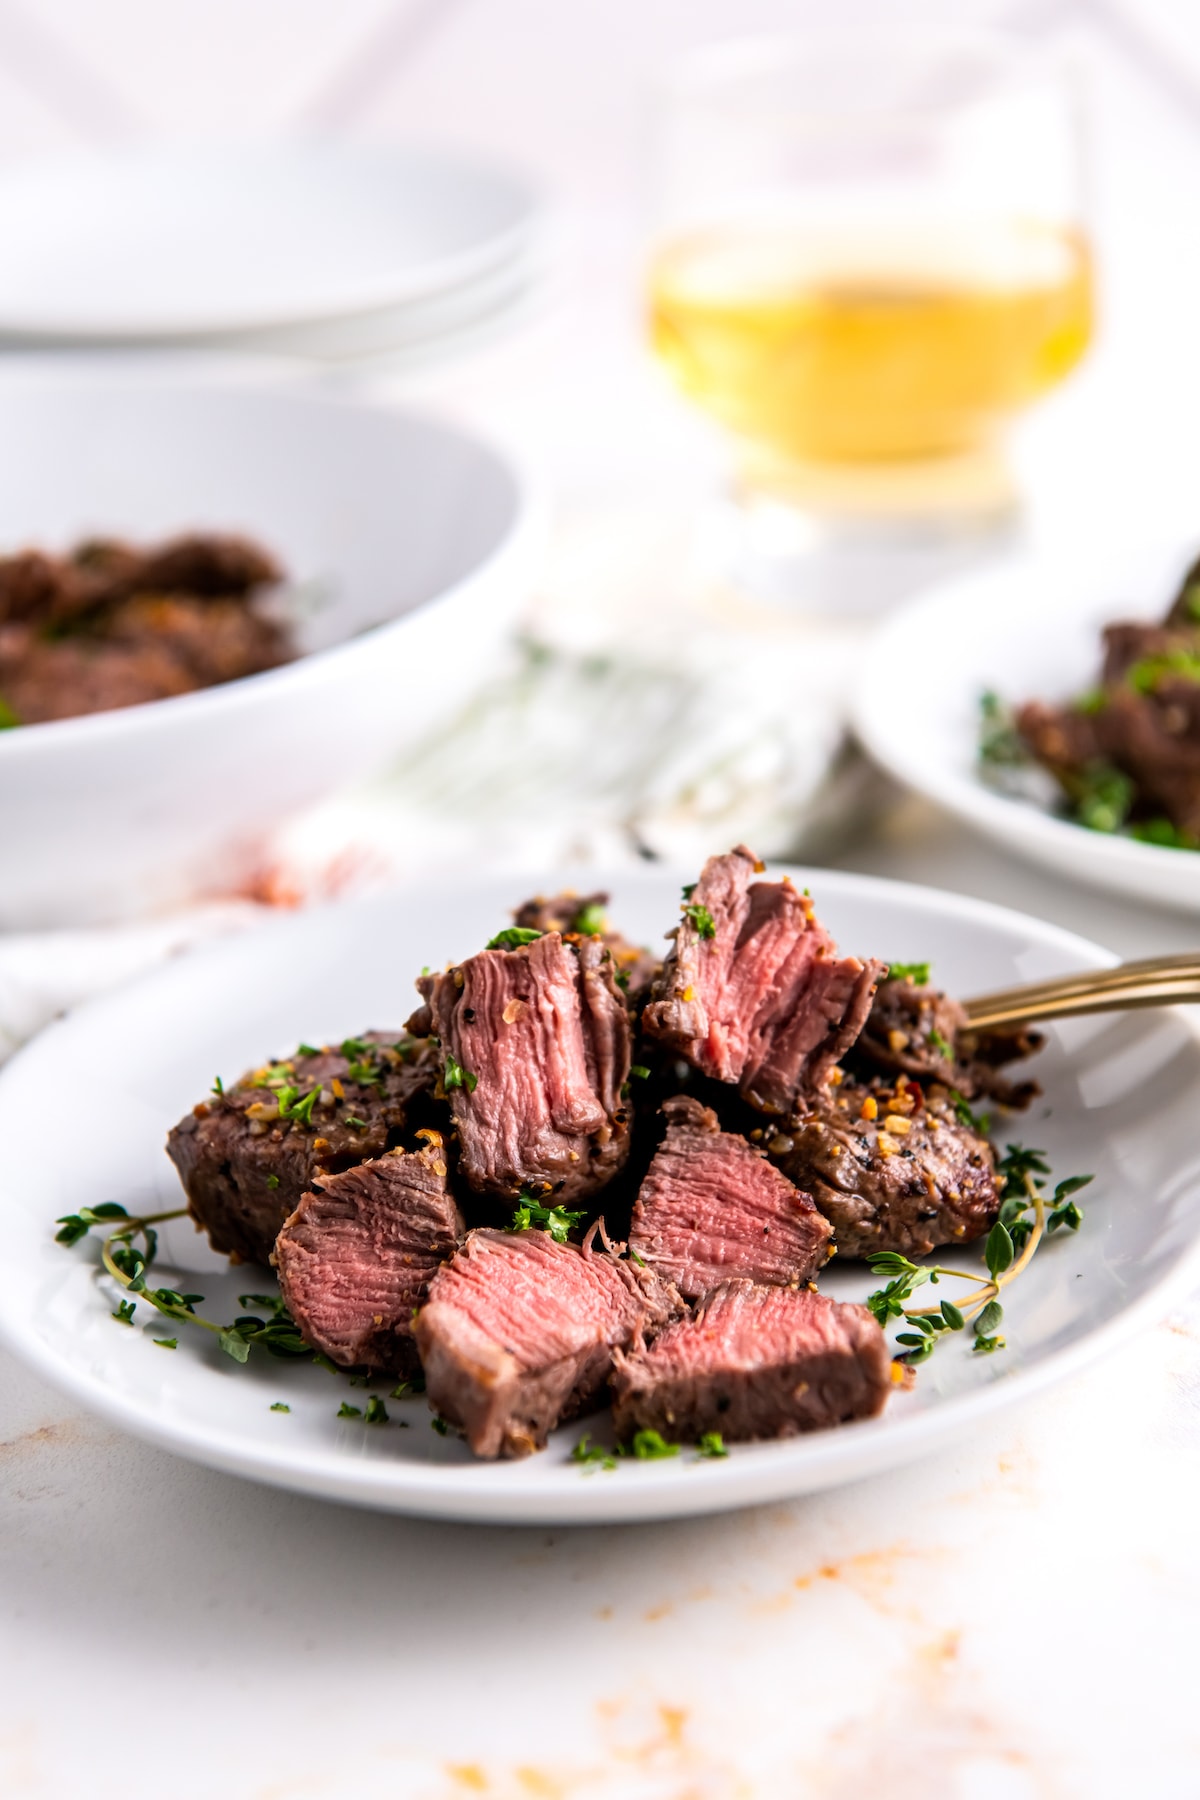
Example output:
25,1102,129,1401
0,499,872,1064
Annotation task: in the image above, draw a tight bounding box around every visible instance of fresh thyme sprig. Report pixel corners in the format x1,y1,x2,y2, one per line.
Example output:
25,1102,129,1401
866,1147,1092,1366
58,1205,324,1366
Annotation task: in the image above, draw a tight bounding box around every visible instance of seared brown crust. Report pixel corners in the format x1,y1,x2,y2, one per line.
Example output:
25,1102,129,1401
772,1077,1000,1260
166,1034,440,1265
850,977,1043,1109
611,1279,890,1443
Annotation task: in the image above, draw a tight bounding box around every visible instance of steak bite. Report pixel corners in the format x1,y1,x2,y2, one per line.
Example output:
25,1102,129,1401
850,974,1043,1109
275,1140,463,1374
512,890,660,1003
642,846,884,1114
629,1095,832,1298
611,1280,890,1444
415,1226,677,1458
771,1076,1000,1260
166,1033,439,1266
411,932,632,1203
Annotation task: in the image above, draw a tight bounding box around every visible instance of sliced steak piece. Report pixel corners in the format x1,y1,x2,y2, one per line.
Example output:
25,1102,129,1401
611,1279,890,1443
275,1141,463,1374
512,890,660,1003
412,932,632,1203
642,846,883,1114
850,975,1043,1109
416,1226,677,1459
166,1033,440,1265
771,1076,1000,1260
629,1095,831,1298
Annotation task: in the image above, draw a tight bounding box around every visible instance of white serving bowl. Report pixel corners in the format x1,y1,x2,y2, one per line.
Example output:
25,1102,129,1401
0,372,539,928
854,539,1200,913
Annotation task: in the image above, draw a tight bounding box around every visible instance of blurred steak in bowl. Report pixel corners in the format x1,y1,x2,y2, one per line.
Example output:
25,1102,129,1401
0,374,538,927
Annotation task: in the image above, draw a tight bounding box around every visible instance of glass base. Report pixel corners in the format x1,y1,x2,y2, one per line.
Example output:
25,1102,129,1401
714,443,1022,615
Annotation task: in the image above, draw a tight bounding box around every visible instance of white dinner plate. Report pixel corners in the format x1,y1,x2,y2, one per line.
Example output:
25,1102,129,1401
0,143,541,340
855,541,1200,912
0,867,1196,1524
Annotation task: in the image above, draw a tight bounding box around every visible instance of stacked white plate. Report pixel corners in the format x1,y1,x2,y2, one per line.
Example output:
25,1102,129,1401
0,141,548,365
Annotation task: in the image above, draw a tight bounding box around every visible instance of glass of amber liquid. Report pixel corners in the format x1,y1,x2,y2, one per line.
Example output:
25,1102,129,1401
649,29,1092,606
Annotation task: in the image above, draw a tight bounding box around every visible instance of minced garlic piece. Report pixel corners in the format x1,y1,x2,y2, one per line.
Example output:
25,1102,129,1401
502,998,526,1024
887,1028,910,1053
884,1114,912,1135
682,985,696,1002
876,1133,898,1157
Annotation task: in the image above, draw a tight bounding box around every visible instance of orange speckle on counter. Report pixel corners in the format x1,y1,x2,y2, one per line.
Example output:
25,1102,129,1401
446,1766,488,1792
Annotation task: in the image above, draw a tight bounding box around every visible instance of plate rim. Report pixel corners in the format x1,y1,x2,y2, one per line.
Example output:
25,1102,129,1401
852,545,1200,888
1,866,1195,1524
0,142,544,340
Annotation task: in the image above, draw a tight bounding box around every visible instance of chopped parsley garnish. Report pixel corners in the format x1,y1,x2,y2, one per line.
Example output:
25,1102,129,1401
888,961,931,987
0,695,19,730
364,1396,389,1425
266,1174,280,1190
949,1089,991,1134
211,1075,225,1098
682,902,716,939
1130,818,1198,850
343,1114,369,1129
1128,648,1200,693
270,1402,291,1413
284,1086,321,1127
112,1299,136,1326
1070,761,1133,835
696,1432,728,1459
928,1027,953,1058
153,1337,177,1349
508,1193,587,1243
571,902,607,936
443,1053,477,1093
629,1064,650,1080
486,927,544,950
297,1043,321,1058
619,1429,679,1461
681,882,696,899
571,1433,617,1471
977,690,1028,768
1073,688,1108,716
431,1415,450,1436
337,1402,362,1419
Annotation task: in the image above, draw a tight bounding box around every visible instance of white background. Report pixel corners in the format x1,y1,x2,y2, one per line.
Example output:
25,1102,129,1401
3,3,1200,1795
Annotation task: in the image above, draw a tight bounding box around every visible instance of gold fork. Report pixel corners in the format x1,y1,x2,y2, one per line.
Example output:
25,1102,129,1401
963,953,1200,1031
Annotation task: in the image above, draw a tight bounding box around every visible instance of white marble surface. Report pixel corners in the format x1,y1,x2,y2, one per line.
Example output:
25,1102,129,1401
4,5,1200,1797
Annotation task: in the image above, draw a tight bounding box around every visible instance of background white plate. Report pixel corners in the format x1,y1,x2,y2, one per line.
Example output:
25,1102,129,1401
0,866,1196,1525
855,541,1200,912
0,142,541,339
0,370,538,926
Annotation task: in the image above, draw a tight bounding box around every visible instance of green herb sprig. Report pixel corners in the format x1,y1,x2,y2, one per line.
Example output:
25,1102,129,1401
681,902,716,940
443,1052,477,1093
888,961,931,987
486,927,544,951
866,1149,1092,1367
508,1193,587,1244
